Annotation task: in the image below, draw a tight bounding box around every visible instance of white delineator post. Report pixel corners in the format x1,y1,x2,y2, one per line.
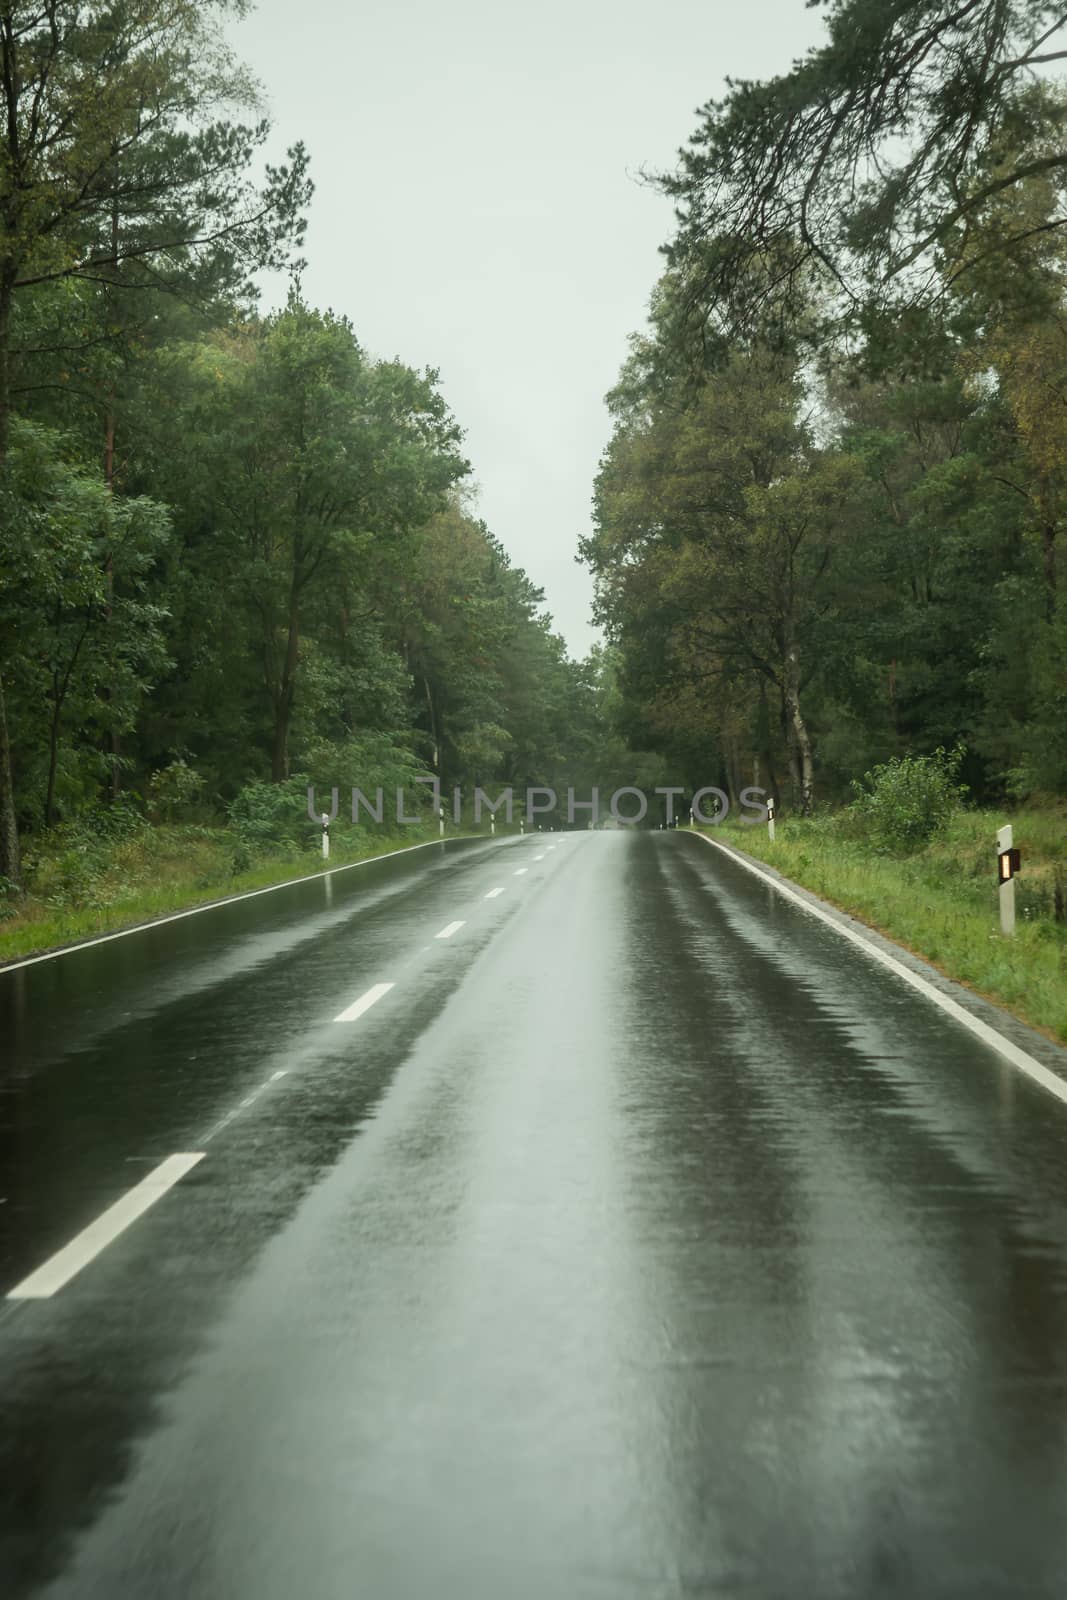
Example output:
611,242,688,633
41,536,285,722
997,823,1016,936
768,797,776,844
439,804,445,839
490,814,495,837
321,812,330,860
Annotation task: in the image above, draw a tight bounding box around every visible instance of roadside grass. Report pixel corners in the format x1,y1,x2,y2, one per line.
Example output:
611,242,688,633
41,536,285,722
709,806,1067,1044
0,820,494,964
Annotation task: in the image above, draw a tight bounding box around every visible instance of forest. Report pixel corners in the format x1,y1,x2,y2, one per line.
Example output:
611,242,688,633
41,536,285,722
0,1,1065,999
0,0,633,924
584,0,1067,819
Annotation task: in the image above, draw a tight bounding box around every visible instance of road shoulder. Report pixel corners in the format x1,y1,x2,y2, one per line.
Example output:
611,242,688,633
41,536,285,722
690,827,1067,1089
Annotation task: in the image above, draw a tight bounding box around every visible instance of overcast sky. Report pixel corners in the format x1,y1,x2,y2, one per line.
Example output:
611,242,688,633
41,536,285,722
234,0,827,656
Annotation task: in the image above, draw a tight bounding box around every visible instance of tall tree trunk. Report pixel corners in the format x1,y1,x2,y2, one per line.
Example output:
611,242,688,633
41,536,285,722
0,672,20,890
1042,521,1057,620
271,701,291,783
0,282,22,890
725,735,741,810
102,198,121,801
786,736,801,811
780,688,800,811
45,679,63,828
756,680,779,809
102,412,121,800
764,751,781,810
271,584,301,781
423,674,439,775
0,277,11,464
783,642,815,816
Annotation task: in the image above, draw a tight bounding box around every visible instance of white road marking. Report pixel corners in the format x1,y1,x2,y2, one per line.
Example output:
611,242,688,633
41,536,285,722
334,981,395,1023
203,1111,238,1142
435,921,465,940
691,832,1067,1108
204,1069,289,1142
485,887,505,899
534,853,546,861
0,838,459,974
514,868,528,876
7,1153,205,1300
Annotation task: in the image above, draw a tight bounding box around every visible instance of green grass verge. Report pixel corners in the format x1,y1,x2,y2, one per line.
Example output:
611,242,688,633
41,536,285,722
706,808,1067,1044
0,821,499,964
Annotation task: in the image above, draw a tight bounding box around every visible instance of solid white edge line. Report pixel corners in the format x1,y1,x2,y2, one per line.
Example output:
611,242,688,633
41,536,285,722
690,832,1067,1108
7,1153,205,1300
434,921,465,940
0,835,515,975
334,981,395,1023
485,888,505,899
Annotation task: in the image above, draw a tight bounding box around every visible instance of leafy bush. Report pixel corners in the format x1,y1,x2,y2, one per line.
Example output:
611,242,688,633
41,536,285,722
0,875,20,919
229,839,253,876
226,775,318,853
848,745,969,854
299,734,425,830
147,759,206,822
40,846,109,909
68,795,148,843
299,732,422,812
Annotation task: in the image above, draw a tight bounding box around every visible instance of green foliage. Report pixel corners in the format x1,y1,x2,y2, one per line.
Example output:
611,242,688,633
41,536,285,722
147,760,207,823
657,2,1067,338
226,777,318,853
0,1,310,338
7,0,1062,915
0,823,446,962
848,746,969,854
21,798,148,908
722,807,1067,1042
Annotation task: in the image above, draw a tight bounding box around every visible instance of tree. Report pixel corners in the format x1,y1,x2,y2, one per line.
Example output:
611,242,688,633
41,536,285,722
143,300,467,781
0,419,169,826
0,0,311,885
585,345,863,812
0,0,310,452
657,3,1067,338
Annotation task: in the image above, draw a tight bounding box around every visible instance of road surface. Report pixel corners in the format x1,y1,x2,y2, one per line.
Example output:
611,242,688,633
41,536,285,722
3,830,1067,1597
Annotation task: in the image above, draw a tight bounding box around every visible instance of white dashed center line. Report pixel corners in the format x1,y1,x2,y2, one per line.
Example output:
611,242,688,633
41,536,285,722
334,981,395,1022
7,1153,205,1300
7,838,580,1304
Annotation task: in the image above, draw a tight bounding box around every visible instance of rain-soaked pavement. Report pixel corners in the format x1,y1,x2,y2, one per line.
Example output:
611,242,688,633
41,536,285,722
3,830,1067,1597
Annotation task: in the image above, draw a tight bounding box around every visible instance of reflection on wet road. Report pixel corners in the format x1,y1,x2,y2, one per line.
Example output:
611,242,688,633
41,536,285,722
3,831,1067,1596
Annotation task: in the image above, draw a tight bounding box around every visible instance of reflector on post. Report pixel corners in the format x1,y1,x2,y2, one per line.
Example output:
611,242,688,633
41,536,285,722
997,847,1021,883
996,824,1018,936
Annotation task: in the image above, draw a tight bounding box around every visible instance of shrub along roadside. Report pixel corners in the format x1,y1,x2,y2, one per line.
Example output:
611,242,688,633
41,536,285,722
711,808,1067,1044
0,818,486,965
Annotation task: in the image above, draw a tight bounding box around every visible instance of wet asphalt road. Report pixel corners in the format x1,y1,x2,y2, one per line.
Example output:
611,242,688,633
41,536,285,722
3,830,1067,1597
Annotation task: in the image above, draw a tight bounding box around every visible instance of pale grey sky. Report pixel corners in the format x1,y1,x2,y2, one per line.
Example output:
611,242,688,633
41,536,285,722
235,0,826,656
